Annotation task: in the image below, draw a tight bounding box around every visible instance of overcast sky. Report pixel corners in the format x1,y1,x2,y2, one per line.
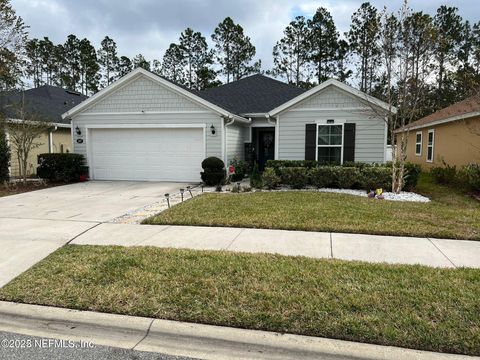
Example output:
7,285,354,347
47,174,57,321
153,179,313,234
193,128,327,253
11,0,480,73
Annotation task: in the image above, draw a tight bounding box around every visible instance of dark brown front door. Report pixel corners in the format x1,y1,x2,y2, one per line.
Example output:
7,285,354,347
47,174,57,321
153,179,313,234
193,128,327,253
257,129,275,171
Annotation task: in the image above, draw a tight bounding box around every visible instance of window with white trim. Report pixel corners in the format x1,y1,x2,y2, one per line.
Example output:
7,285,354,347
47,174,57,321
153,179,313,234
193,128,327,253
427,129,434,162
317,124,343,164
415,131,422,156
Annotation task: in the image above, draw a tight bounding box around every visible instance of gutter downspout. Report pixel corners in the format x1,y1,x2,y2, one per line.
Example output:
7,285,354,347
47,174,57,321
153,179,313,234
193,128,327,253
48,125,58,153
224,115,235,166
266,114,278,160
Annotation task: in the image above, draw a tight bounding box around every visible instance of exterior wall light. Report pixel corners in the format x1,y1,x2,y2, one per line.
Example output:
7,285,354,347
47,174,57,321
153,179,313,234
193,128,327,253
75,126,82,135
210,124,216,135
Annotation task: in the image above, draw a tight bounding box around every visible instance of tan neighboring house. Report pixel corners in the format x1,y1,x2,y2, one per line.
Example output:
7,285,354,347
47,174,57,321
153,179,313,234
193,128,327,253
1,85,87,177
395,95,480,169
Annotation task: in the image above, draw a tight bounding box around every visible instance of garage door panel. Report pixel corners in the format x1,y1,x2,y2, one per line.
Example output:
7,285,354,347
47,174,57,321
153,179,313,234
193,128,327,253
90,128,204,181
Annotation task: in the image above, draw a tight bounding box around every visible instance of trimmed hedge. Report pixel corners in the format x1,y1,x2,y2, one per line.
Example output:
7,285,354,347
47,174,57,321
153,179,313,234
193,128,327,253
264,160,421,191
200,157,226,186
278,167,308,189
266,160,319,174
37,153,88,182
261,168,281,189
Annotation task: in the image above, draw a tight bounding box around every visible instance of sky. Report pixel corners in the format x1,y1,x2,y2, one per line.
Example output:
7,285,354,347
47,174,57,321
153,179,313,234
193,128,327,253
11,0,480,75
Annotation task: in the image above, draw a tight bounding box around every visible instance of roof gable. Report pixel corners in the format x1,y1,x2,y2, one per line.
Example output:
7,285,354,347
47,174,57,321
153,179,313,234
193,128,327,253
84,76,207,114
269,79,396,116
62,68,248,122
196,74,306,115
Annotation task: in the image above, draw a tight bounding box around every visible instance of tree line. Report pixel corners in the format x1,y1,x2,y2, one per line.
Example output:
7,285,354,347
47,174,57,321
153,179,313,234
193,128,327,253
2,0,480,118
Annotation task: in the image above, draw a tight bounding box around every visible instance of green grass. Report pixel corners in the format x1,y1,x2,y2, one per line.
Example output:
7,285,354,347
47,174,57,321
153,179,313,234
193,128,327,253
144,174,480,240
1,245,478,355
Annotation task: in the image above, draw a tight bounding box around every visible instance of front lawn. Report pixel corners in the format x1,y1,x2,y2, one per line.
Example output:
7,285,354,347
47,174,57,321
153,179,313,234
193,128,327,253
144,174,480,240
1,245,478,355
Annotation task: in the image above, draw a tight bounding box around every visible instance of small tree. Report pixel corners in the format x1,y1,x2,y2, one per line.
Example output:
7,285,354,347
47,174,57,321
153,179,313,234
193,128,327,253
7,94,51,183
376,1,434,193
0,116,10,182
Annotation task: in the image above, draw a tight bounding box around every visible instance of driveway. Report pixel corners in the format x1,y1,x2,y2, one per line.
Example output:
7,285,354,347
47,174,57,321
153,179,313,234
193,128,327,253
0,181,191,287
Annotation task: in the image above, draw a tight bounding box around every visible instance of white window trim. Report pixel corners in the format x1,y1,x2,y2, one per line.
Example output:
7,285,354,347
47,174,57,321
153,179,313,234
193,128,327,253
315,123,344,165
426,129,435,163
415,131,422,156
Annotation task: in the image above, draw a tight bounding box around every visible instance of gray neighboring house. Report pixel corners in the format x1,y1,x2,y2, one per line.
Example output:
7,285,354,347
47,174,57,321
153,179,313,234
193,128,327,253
62,68,393,182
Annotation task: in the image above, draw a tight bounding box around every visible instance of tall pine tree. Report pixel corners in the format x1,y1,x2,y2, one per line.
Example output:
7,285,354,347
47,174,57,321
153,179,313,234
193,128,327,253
271,16,312,87
308,7,340,83
97,36,118,88
347,2,381,93
212,17,260,83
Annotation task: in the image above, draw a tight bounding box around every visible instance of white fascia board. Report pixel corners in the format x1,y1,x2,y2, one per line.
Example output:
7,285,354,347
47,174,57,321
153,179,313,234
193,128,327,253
394,111,480,133
268,79,396,116
61,68,249,123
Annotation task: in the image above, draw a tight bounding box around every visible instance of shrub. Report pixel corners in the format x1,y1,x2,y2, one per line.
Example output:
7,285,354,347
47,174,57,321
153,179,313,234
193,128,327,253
37,153,88,182
250,163,263,188
403,162,422,190
360,166,392,191
278,167,308,189
309,166,337,188
261,167,281,189
459,164,480,191
336,167,361,189
430,165,457,185
229,157,248,182
200,156,226,186
266,160,319,175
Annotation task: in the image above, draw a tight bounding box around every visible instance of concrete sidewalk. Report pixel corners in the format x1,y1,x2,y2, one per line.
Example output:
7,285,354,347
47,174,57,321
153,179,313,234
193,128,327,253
0,301,473,360
71,224,480,268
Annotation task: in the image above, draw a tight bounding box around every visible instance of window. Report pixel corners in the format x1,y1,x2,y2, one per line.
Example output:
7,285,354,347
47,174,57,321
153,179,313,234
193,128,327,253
427,129,434,163
317,124,343,164
415,131,422,156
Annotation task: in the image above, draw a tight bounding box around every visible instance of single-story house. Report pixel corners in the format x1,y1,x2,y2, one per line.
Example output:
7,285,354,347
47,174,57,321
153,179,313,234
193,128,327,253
1,85,87,177
62,68,394,182
395,95,480,169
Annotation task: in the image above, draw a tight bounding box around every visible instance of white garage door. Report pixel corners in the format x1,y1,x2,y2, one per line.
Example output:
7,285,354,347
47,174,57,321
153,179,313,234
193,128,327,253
90,128,204,181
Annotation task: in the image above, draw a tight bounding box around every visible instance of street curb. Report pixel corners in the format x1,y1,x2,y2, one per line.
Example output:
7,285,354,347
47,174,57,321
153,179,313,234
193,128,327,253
0,301,475,360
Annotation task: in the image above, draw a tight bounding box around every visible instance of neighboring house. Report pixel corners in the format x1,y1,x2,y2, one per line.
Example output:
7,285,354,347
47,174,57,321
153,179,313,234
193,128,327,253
395,95,480,169
1,85,87,177
63,68,393,182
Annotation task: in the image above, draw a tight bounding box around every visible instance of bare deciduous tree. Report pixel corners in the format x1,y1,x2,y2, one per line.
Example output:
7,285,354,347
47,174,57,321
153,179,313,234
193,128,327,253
7,94,51,183
368,0,434,193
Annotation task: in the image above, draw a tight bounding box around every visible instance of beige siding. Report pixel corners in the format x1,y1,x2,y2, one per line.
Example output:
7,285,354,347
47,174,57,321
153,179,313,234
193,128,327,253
399,116,480,169
7,126,71,177
278,85,386,163
84,77,207,113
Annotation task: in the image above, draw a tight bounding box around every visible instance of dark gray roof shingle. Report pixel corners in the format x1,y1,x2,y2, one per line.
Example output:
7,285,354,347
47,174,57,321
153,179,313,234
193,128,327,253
1,85,87,124
195,74,306,115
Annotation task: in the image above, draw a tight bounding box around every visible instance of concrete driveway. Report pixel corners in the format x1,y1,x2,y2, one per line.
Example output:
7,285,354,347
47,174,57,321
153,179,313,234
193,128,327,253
0,181,191,287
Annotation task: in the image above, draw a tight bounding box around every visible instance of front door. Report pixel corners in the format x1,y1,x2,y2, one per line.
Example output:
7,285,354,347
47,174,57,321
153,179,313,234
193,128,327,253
257,129,275,171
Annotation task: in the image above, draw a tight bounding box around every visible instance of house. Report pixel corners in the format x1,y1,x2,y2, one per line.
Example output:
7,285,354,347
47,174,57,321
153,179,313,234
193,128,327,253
395,95,480,169
1,85,87,177
62,68,393,182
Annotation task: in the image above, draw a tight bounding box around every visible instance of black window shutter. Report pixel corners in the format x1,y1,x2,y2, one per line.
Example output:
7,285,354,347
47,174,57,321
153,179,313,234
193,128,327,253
305,124,317,160
343,123,356,163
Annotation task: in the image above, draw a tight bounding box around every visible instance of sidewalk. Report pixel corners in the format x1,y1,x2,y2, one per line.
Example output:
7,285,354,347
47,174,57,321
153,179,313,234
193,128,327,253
0,301,473,360
71,223,480,268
